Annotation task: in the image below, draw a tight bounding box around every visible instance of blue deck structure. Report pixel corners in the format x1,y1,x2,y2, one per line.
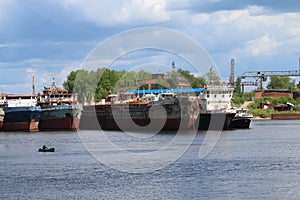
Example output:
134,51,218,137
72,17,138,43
127,88,204,95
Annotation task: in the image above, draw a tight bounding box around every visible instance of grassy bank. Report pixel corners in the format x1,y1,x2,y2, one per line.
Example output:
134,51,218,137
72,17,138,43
248,109,300,119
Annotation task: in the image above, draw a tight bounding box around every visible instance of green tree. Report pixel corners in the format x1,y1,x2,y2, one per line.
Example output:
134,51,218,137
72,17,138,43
267,76,296,91
234,76,242,94
205,66,221,85
177,68,206,88
137,70,151,80
196,76,206,87
167,71,179,88
97,69,126,101
232,91,254,107
72,69,95,103
63,71,78,92
63,68,125,103
156,76,170,89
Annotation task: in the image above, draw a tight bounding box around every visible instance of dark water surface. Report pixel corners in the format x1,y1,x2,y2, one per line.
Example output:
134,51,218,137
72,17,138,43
1,120,300,199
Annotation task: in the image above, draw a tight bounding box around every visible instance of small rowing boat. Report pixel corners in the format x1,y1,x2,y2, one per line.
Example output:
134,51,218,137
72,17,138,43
38,146,55,152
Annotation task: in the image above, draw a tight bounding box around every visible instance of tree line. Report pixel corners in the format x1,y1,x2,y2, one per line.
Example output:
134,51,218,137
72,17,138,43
63,67,221,103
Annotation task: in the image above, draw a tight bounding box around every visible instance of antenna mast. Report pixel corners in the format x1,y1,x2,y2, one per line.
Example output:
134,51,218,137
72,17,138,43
32,74,35,94
48,73,56,89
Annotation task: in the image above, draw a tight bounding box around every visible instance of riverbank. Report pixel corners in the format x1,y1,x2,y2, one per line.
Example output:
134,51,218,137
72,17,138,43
252,117,271,120
252,113,300,120
271,113,300,120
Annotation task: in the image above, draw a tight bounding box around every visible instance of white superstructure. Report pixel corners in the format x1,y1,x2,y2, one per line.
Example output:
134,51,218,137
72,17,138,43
5,94,37,107
200,84,234,113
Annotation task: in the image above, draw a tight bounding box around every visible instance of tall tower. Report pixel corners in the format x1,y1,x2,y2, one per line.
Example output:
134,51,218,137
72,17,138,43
229,59,235,86
172,61,175,71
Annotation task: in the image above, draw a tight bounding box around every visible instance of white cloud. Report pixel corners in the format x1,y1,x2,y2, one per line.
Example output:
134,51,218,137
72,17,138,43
26,68,36,74
165,0,190,10
215,10,245,24
116,0,170,23
247,5,268,16
0,43,10,48
183,7,300,59
191,13,210,24
245,34,281,56
58,0,170,25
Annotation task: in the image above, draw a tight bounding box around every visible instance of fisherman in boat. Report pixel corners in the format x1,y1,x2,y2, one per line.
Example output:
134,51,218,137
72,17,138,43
42,145,47,150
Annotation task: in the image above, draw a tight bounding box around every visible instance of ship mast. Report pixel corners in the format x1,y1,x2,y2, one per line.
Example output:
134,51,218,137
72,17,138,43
48,73,56,92
32,74,35,95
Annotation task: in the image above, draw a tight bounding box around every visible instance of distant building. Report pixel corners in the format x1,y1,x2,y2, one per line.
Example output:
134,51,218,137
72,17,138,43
151,73,166,80
254,89,293,100
263,89,293,98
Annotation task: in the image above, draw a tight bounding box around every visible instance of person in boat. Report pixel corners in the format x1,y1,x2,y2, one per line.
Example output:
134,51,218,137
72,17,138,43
42,145,47,150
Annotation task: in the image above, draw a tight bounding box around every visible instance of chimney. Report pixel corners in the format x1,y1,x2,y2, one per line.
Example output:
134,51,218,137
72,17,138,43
229,59,235,86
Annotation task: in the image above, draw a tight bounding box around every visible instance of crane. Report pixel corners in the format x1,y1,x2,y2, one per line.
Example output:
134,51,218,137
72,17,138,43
241,70,300,91
240,58,300,91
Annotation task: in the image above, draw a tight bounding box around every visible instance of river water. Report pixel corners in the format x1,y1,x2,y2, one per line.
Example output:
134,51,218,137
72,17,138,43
1,120,300,199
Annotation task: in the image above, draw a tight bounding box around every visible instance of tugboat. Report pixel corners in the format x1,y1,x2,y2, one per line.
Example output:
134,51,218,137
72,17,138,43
229,108,253,129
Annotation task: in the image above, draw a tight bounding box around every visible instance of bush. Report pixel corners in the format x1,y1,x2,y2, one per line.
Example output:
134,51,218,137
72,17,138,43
271,96,295,105
232,92,254,107
293,105,300,111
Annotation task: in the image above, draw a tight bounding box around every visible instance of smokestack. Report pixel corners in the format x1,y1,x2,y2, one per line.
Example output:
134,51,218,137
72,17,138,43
229,59,235,86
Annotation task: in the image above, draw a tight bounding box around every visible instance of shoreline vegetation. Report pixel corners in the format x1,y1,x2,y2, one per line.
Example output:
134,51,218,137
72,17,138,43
233,76,300,119
234,96,300,119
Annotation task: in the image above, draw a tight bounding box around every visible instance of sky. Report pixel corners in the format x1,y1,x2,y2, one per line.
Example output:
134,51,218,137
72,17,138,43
1,0,300,94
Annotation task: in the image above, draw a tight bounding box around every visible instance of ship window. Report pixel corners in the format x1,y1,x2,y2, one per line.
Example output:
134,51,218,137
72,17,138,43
222,95,225,98
207,91,210,94
214,95,216,98
207,95,209,98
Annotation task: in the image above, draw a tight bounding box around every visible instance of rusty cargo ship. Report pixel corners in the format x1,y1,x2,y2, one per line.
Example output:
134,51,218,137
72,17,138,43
37,81,82,131
2,106,41,132
0,94,41,132
79,92,200,131
79,85,236,131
